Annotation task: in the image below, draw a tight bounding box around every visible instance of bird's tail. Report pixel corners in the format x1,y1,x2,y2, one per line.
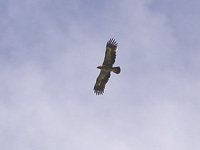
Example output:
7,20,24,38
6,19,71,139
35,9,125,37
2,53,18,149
112,67,121,74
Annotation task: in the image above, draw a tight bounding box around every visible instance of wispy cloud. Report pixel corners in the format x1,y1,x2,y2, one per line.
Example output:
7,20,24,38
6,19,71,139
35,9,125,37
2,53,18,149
1,0,200,150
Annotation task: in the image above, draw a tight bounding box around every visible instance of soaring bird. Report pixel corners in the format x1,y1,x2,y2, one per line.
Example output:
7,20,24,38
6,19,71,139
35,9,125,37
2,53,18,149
94,38,121,95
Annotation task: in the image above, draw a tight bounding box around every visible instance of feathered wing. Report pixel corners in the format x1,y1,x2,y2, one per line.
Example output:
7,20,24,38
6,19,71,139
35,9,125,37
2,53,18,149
94,71,111,95
103,38,118,67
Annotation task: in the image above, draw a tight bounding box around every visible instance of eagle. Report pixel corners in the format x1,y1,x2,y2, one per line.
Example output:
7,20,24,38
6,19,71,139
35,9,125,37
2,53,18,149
94,38,121,95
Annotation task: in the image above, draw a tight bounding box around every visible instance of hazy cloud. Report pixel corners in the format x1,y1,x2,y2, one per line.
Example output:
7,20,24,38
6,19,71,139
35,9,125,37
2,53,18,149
1,0,200,150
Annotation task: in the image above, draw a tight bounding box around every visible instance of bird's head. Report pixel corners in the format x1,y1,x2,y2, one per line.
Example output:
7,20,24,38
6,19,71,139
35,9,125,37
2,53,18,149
97,66,102,69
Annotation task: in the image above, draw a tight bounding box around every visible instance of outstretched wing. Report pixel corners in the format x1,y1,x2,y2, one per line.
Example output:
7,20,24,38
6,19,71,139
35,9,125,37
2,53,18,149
102,38,118,67
94,71,111,95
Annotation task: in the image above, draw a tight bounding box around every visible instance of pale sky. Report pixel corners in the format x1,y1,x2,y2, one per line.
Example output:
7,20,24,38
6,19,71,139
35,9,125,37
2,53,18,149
1,0,200,150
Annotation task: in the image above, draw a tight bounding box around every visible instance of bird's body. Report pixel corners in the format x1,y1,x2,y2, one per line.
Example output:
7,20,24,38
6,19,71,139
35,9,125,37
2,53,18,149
94,38,121,95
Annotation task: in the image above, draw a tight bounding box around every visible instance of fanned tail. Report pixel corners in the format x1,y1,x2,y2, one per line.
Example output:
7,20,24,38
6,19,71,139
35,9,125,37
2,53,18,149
112,67,121,74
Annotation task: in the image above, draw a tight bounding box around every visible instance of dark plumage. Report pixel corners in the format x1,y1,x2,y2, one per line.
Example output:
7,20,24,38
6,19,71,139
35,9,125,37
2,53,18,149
94,38,121,95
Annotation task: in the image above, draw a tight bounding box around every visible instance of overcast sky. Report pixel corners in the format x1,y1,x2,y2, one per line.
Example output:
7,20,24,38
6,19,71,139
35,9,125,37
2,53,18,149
1,0,200,150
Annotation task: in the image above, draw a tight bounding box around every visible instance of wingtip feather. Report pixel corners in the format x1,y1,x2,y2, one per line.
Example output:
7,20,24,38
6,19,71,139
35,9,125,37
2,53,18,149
107,38,118,47
94,89,104,95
